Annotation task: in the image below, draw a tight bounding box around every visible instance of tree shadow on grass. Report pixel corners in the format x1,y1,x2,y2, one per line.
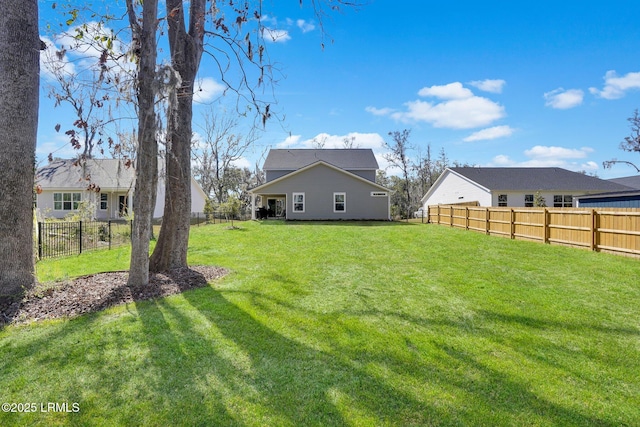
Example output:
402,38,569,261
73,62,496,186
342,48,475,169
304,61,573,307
1,281,631,425
182,288,628,426
175,286,459,426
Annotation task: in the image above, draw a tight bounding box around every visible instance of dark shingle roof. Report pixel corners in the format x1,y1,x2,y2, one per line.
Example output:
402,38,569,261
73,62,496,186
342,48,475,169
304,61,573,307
36,159,134,190
451,167,633,192
609,175,640,189
263,149,379,170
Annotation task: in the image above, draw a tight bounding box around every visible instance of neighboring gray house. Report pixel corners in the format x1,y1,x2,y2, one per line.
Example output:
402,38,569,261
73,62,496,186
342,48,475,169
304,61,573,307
35,159,208,219
250,149,391,220
576,175,640,208
421,167,633,208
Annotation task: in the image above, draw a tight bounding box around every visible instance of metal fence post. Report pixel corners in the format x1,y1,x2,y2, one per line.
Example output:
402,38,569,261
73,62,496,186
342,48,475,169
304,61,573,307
38,222,43,260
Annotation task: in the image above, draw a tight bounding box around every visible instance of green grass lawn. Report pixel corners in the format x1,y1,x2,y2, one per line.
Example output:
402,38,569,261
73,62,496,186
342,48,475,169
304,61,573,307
2,221,640,426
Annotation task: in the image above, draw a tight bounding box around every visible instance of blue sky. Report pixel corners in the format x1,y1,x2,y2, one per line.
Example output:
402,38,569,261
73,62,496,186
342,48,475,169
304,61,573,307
37,1,640,179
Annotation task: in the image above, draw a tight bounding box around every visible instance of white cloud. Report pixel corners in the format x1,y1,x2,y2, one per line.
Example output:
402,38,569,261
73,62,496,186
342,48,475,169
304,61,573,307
492,154,514,166
589,70,640,99
296,19,316,33
392,96,505,129
260,15,279,27
544,88,584,109
262,27,291,43
365,106,396,116
384,82,506,129
41,22,133,81
524,145,592,159
40,37,76,80
469,79,506,94
490,146,598,170
276,132,385,150
193,77,226,103
276,134,303,148
231,157,252,169
581,161,599,171
463,125,514,142
418,82,474,99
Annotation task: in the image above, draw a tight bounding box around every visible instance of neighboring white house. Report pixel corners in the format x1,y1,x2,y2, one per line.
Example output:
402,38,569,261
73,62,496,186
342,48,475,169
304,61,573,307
35,159,207,219
421,167,633,209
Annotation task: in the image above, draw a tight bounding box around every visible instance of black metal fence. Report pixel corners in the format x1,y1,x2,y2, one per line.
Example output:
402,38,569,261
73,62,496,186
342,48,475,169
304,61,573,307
36,211,253,260
37,220,132,260
189,211,252,226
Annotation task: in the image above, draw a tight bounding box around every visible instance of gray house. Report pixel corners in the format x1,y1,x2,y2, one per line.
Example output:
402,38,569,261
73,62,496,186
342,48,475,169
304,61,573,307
250,149,391,220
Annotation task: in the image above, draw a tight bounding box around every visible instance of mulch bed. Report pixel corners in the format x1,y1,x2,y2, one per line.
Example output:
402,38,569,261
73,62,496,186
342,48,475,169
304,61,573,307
0,266,227,326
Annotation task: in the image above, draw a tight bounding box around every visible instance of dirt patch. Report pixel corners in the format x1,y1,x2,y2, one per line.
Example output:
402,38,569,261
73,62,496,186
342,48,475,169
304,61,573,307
0,266,227,326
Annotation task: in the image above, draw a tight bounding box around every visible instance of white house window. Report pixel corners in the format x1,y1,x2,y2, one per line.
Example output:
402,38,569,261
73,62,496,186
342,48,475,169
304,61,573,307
334,192,346,212
292,192,305,212
100,193,108,210
524,194,534,207
54,192,81,211
498,194,508,207
554,195,573,207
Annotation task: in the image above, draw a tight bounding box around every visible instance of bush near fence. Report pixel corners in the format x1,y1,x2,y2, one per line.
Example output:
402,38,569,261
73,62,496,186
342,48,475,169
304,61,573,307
428,205,640,258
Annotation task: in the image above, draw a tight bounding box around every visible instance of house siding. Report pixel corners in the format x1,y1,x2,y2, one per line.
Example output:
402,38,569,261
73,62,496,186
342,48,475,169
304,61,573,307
423,170,492,207
258,163,389,220
37,190,132,219
577,195,640,208
266,168,376,183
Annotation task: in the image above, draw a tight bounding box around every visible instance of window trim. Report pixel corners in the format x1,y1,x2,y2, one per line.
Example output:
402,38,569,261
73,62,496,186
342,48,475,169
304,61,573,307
292,192,305,213
553,194,573,208
333,192,346,213
100,193,108,211
53,192,82,211
498,194,508,207
524,194,534,207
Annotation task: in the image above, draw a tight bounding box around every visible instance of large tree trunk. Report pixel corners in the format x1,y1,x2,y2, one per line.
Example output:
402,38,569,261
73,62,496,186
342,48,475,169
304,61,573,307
127,0,159,286
149,0,205,272
0,0,40,300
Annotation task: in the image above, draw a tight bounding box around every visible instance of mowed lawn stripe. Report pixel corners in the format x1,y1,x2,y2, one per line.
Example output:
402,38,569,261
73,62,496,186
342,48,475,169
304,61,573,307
1,221,638,426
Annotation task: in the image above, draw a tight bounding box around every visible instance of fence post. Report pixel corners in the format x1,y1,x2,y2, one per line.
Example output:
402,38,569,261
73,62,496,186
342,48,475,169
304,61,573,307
450,206,454,227
38,222,43,260
510,209,515,239
108,220,112,250
485,207,490,235
590,209,596,251
543,208,550,244
79,220,83,254
465,207,469,230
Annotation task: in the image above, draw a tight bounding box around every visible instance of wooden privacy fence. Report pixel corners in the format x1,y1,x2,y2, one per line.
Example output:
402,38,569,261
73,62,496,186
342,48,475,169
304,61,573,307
428,205,640,258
